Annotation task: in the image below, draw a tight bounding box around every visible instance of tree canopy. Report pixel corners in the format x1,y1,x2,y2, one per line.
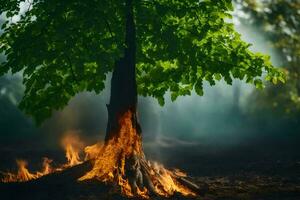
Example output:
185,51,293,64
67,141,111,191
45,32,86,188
0,0,284,123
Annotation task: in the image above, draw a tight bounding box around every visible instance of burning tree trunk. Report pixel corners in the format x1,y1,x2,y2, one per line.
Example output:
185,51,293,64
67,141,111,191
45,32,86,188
105,0,140,142
81,0,147,195
80,0,200,198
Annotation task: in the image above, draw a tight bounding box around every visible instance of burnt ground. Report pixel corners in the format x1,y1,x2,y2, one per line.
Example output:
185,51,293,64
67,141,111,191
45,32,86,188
0,142,299,200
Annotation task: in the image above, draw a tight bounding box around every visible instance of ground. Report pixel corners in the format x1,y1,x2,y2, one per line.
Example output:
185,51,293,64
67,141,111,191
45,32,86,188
0,143,299,200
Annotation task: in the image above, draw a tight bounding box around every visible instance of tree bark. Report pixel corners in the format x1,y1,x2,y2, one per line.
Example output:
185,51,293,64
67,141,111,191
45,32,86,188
105,0,141,141
102,1,202,196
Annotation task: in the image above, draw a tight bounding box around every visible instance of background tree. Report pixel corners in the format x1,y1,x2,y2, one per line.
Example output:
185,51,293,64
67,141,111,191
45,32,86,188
0,0,284,196
236,0,300,116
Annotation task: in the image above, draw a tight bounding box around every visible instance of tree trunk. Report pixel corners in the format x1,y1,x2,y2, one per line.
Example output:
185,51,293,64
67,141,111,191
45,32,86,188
99,0,201,196
105,0,141,141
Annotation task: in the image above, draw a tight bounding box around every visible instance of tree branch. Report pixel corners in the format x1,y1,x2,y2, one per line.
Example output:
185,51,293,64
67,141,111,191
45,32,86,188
65,55,79,84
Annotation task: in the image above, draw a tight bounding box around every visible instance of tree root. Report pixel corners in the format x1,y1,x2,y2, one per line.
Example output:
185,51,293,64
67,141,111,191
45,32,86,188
121,153,205,198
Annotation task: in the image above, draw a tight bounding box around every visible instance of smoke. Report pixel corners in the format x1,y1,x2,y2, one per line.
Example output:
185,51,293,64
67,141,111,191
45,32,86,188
0,6,299,164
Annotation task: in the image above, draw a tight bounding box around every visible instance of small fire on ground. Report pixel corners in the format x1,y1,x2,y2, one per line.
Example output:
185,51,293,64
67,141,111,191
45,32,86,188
0,111,196,198
0,133,83,183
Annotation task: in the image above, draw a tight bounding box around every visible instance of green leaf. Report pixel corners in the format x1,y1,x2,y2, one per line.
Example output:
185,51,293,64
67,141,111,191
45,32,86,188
195,80,204,96
278,76,285,84
157,97,165,106
272,77,278,85
171,92,178,102
254,79,264,90
214,73,222,81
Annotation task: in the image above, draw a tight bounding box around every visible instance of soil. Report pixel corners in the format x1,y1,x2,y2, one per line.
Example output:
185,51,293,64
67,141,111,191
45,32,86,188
0,143,299,200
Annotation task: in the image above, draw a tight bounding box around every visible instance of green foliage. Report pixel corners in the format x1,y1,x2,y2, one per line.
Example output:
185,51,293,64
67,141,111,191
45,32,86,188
135,0,284,104
0,0,284,123
236,0,300,115
0,0,125,124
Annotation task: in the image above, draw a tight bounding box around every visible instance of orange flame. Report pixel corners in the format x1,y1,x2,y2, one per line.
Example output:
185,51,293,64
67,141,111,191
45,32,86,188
0,158,53,183
149,162,194,196
79,111,143,184
0,111,196,198
38,157,53,176
61,132,84,167
84,142,103,160
15,159,37,181
1,133,84,182
79,111,195,198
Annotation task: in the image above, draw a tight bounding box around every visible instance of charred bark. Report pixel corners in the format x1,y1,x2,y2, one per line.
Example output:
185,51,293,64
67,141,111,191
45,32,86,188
103,0,202,196
105,0,141,141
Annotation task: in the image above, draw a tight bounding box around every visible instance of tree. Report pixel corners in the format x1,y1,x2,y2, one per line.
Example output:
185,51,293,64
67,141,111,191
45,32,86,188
0,0,284,197
236,0,300,116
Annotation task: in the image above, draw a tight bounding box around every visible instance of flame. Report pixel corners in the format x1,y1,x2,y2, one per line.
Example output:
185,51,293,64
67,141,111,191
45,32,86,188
148,162,194,196
1,133,84,182
79,110,196,198
61,132,84,167
79,111,143,178
14,160,37,182
0,158,53,183
78,111,144,196
38,157,53,175
0,111,196,198
84,142,103,160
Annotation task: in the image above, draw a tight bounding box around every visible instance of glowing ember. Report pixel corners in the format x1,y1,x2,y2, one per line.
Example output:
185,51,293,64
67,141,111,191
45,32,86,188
0,111,197,198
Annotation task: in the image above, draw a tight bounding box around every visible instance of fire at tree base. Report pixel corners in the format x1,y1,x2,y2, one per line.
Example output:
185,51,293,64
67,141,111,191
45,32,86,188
0,111,200,199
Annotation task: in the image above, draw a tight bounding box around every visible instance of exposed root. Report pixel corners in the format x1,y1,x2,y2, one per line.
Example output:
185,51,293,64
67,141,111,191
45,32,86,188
79,110,200,198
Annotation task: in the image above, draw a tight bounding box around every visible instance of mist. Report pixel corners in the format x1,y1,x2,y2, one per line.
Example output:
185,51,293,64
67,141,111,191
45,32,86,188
0,7,299,171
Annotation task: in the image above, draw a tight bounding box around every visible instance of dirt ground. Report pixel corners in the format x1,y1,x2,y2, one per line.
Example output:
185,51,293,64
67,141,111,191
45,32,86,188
0,161,299,200
0,144,299,200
